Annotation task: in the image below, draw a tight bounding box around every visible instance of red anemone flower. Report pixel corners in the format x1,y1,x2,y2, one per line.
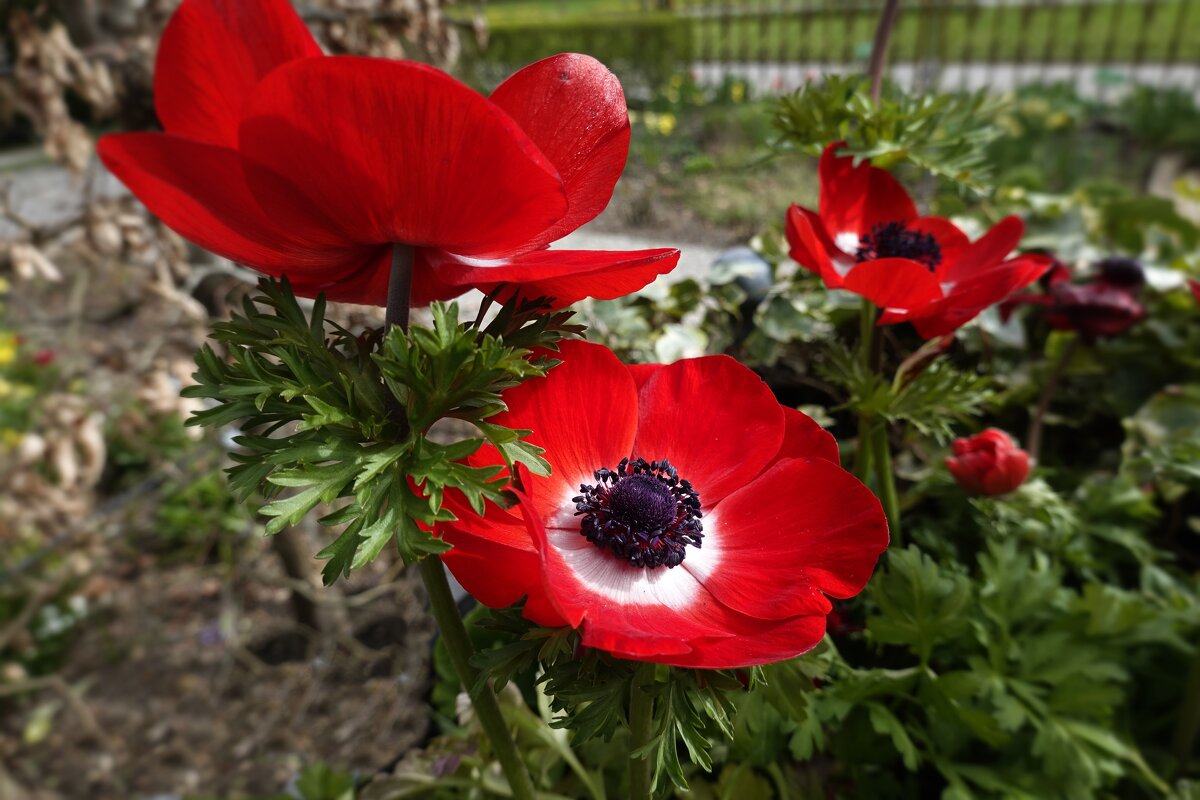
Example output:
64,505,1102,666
785,142,1050,338
1002,256,1146,342
1188,278,1200,305
437,341,889,669
97,0,678,308
945,428,1030,497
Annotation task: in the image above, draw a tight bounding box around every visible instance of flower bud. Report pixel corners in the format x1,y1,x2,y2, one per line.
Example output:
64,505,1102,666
945,429,1030,497
1046,281,1145,341
1094,256,1145,289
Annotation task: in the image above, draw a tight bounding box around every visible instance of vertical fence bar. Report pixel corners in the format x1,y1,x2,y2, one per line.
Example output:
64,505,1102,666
984,0,1002,75
757,0,769,90
1039,0,1059,84
891,0,909,92
960,0,980,92
1011,0,1035,93
840,0,855,72
1161,0,1191,82
909,0,929,93
1070,0,1097,86
932,0,949,93
1098,0,1125,102
723,0,733,73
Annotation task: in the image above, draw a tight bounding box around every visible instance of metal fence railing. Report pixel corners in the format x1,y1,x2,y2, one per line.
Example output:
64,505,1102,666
469,0,1200,97
679,0,1200,96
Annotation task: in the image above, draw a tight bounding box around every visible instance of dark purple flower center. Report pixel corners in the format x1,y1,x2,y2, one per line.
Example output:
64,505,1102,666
572,457,703,569
855,221,942,271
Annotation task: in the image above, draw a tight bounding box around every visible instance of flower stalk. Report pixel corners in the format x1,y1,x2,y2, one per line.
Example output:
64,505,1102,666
857,299,902,542
855,300,877,481
867,0,902,104
1172,642,1200,777
870,421,902,545
628,662,657,800
384,245,536,800
1026,335,1079,464
417,559,536,800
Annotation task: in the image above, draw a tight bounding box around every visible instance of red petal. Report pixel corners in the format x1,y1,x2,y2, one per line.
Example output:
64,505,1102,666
97,133,369,278
908,254,1051,339
662,614,829,669
686,458,888,621
626,363,661,391
154,0,322,147
818,142,917,242
438,504,565,627
239,57,568,256
488,341,638,525
1190,279,1200,304
769,407,839,466
419,248,679,309
632,355,784,505
941,215,1024,284
283,246,393,304
842,258,944,311
490,54,630,248
786,204,844,288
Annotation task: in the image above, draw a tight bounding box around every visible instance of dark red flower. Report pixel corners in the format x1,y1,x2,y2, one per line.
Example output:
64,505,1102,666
1188,278,1200,305
98,0,677,309
1002,257,1146,342
945,429,1030,497
437,341,889,669
785,143,1050,338
33,349,55,366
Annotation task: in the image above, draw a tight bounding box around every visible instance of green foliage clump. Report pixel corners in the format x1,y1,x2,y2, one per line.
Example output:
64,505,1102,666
775,74,1005,194
183,279,581,583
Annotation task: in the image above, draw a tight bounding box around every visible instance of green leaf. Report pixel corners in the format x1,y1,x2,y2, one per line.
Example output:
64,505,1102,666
867,703,921,771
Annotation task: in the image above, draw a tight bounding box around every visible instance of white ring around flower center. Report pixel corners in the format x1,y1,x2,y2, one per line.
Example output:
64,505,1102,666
546,483,722,607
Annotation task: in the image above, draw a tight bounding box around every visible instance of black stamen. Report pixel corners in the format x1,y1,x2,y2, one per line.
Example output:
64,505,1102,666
571,457,703,569
855,221,942,271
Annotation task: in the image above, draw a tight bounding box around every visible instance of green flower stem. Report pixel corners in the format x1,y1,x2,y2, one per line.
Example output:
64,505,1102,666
870,420,903,546
1026,335,1079,464
1173,642,1200,777
385,243,414,332
417,558,537,800
628,663,656,800
855,300,878,481
384,243,535,800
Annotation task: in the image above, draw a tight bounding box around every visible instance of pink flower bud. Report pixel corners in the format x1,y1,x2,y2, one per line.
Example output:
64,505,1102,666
945,428,1030,497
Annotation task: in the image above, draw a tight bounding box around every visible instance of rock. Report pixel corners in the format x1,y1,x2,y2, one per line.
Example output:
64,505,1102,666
0,215,28,244
6,167,85,232
4,161,130,234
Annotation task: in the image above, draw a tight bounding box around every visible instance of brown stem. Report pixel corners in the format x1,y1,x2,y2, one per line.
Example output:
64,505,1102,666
867,0,903,104
1026,337,1080,464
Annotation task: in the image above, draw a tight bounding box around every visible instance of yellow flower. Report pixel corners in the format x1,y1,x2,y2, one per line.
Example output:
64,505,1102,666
0,335,16,368
0,378,13,398
656,112,677,136
0,277,10,294
1,429,21,448
1047,111,1072,130
730,82,746,104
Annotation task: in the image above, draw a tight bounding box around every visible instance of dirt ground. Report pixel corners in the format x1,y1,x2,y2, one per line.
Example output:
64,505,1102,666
1,552,434,799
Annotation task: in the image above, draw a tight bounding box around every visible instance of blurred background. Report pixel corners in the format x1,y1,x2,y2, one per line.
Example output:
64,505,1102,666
1,0,1199,798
